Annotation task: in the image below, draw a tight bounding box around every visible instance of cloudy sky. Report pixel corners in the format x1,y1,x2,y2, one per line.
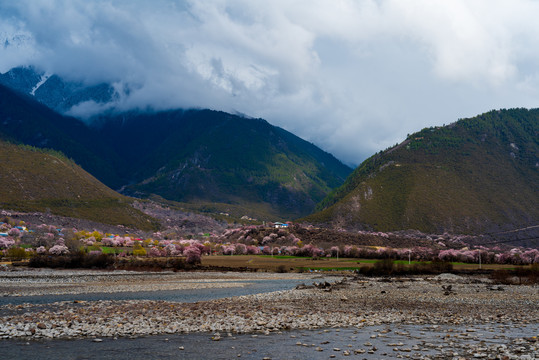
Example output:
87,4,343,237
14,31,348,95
1,0,539,166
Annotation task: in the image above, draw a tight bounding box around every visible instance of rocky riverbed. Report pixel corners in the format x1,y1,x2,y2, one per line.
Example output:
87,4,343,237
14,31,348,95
0,268,271,297
0,270,537,358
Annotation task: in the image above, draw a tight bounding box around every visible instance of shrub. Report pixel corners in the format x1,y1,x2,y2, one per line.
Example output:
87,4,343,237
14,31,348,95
344,245,359,258
148,247,163,257
7,247,28,260
133,247,147,256
83,253,114,269
164,243,180,256
29,251,114,269
133,242,147,257
64,236,82,253
115,257,186,271
101,237,114,246
515,266,539,285
235,243,247,255
0,238,15,249
7,228,21,238
372,258,395,276
184,245,201,265
49,244,69,255
528,264,539,284
491,270,513,285
246,245,260,255
428,259,453,273
491,266,539,285
329,246,340,257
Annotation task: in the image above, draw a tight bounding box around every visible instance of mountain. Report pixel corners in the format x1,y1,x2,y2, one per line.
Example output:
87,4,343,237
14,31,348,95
0,66,42,95
306,109,539,235
0,66,115,114
0,73,352,221
0,140,158,230
0,84,124,188
91,109,352,220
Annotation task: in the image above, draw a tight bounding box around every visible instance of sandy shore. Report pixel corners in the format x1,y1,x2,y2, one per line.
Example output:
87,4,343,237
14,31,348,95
0,269,537,358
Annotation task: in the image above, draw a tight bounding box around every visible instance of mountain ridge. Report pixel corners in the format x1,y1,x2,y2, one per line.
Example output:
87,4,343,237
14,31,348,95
0,140,158,230
0,83,125,188
0,66,115,115
306,108,539,234
91,109,352,220
0,72,352,221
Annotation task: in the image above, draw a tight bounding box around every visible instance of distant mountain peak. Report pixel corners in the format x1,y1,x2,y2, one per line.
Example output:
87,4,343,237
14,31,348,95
0,66,117,115
0,66,43,95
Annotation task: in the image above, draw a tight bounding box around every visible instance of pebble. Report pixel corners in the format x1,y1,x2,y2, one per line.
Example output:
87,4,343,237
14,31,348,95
0,269,536,360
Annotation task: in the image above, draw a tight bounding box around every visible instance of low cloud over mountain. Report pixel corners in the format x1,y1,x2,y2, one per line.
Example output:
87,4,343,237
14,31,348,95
2,1,539,165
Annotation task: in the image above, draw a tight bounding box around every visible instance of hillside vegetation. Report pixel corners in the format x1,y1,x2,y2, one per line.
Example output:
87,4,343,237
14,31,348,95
306,108,539,234
0,140,158,230
1,65,354,221
0,84,123,188
94,109,352,220
0,77,351,221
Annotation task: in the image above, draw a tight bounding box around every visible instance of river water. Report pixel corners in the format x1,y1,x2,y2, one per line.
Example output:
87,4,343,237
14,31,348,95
1,275,537,359
0,277,339,306
1,324,537,359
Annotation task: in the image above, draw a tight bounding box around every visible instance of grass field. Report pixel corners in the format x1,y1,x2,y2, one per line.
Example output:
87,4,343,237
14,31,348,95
201,255,519,272
6,254,527,274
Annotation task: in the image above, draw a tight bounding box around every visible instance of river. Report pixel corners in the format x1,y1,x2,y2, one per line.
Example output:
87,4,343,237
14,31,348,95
1,324,537,359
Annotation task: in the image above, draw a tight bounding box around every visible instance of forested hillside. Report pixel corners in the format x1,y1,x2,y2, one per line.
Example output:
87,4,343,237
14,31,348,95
0,83,351,221
93,109,352,220
307,108,539,234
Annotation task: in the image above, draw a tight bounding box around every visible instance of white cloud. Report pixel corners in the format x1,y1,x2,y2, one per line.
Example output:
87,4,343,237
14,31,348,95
1,0,539,165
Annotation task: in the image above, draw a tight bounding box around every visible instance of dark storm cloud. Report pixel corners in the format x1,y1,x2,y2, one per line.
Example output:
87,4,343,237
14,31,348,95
2,0,539,165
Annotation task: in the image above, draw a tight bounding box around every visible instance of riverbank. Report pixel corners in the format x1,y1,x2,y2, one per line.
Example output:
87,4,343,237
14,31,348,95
0,270,537,341
0,268,315,297
0,269,336,307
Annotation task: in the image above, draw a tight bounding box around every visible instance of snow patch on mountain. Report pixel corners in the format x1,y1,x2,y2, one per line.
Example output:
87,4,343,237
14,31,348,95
30,73,50,95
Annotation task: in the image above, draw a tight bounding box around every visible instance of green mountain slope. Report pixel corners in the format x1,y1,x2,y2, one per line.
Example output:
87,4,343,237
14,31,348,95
0,82,351,221
0,140,158,230
93,109,352,220
306,109,539,234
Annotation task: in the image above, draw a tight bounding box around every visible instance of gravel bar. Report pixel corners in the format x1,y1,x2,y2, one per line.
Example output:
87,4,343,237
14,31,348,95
0,270,537,358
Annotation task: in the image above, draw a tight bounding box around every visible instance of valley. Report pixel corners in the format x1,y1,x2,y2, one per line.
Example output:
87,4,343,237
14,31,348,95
1,62,538,360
